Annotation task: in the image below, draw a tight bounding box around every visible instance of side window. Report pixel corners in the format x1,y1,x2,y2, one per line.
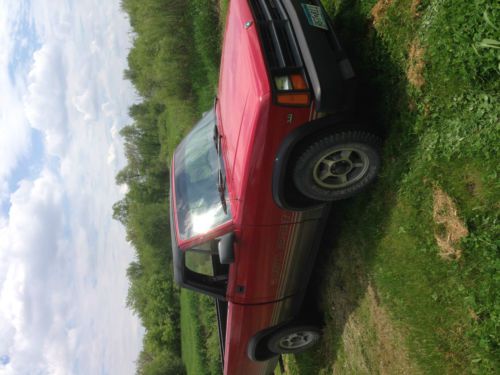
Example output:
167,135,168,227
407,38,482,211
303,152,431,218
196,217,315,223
184,238,230,298
186,250,215,276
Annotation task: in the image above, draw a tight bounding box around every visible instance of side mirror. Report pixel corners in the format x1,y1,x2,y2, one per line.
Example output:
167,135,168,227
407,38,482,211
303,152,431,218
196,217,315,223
218,233,235,264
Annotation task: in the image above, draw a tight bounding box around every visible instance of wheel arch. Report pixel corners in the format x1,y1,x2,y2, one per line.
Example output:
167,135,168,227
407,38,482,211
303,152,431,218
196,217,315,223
272,113,371,210
247,324,284,362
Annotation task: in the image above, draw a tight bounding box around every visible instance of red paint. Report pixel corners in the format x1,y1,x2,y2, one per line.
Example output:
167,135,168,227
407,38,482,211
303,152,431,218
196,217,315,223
171,1,332,374
213,4,320,372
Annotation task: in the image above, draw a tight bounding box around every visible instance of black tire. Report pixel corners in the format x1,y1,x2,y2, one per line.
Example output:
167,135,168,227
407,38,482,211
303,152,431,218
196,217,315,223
266,325,321,355
292,131,381,201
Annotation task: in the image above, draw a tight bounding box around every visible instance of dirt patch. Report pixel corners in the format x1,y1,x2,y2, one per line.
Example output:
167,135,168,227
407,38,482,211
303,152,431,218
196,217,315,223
433,187,469,260
332,282,420,375
407,39,426,89
336,316,371,374
366,284,419,375
410,0,422,18
321,233,421,374
371,0,393,27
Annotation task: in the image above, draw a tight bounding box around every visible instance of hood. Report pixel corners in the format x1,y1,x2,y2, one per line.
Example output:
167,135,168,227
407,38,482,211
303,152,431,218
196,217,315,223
217,0,271,200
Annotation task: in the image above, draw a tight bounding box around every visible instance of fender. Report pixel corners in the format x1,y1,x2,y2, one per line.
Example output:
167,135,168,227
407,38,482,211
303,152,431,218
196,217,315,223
247,322,289,362
272,113,360,210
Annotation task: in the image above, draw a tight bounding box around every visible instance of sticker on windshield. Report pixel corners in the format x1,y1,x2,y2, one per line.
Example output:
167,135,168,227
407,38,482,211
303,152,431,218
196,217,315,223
301,4,329,30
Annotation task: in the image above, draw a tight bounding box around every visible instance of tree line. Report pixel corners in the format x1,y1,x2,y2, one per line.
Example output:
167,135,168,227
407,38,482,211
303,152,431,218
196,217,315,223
113,0,223,374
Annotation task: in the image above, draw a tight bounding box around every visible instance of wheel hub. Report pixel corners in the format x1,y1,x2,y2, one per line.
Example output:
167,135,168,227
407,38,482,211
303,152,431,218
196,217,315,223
331,159,353,175
279,331,315,350
313,147,370,189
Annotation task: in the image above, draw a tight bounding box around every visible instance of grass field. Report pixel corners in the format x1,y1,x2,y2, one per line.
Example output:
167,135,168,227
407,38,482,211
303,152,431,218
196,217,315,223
284,0,499,374
180,289,222,375
178,0,499,374
180,290,205,375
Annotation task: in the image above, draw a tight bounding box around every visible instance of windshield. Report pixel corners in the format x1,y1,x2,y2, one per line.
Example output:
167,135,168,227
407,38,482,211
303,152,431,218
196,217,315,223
174,109,231,240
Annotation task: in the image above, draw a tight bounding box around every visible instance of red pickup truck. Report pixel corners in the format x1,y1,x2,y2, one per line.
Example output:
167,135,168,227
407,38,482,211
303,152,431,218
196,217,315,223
170,1,381,374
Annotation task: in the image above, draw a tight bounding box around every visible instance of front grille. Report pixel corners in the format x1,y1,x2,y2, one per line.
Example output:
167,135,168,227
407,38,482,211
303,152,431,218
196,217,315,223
249,0,303,74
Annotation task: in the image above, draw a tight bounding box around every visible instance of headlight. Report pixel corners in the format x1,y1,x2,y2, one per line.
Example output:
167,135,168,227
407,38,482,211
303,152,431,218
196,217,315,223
275,76,293,90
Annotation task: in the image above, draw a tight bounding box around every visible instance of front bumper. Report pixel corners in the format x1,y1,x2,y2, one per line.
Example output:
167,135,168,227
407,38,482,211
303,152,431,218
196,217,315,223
249,0,356,112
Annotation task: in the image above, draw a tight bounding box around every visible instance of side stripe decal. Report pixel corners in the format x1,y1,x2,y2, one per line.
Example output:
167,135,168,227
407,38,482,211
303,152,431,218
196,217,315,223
270,105,317,325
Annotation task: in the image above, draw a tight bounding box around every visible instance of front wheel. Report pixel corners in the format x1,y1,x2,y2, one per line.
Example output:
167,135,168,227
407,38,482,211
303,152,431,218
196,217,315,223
292,131,381,201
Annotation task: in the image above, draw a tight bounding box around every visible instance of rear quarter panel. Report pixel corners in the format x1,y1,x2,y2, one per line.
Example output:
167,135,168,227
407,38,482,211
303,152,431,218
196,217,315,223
224,300,293,375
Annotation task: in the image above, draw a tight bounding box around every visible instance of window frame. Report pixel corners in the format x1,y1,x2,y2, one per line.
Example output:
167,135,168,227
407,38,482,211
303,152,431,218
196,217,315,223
181,232,231,299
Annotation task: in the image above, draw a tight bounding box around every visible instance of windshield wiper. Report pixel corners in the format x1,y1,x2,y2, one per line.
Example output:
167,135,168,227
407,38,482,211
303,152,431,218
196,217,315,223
213,123,219,153
214,124,227,214
218,168,227,214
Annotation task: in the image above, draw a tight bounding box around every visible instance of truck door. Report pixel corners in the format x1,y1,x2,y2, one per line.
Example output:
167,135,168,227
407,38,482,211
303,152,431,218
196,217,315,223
227,205,329,305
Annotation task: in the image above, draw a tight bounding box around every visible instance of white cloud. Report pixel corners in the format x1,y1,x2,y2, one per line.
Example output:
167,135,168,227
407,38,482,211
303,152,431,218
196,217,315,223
0,0,143,374
110,124,120,140
72,89,97,121
0,1,37,205
0,65,32,208
0,181,9,206
0,79,31,182
107,144,117,165
24,42,68,156
0,1,20,66
0,169,65,373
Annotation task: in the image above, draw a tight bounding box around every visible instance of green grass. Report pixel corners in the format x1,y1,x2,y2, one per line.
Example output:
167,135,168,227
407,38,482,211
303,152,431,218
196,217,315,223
287,0,500,374
180,289,222,375
181,289,207,375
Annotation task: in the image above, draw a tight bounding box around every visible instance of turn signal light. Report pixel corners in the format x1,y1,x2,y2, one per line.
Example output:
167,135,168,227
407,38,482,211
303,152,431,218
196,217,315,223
290,74,308,90
276,93,310,106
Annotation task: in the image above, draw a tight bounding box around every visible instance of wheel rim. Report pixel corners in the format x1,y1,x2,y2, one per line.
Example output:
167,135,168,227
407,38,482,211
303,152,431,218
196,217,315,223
312,147,370,189
278,331,318,350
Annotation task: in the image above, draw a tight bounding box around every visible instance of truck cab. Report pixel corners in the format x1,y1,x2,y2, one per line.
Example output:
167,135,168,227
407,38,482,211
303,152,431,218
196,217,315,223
170,1,381,374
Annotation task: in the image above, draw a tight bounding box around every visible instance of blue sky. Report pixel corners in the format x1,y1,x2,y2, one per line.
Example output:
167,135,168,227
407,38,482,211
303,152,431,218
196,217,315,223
0,1,144,374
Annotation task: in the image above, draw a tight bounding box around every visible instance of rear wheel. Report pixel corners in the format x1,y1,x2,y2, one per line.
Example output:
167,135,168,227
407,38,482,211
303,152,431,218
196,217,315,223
292,131,381,201
267,325,321,354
